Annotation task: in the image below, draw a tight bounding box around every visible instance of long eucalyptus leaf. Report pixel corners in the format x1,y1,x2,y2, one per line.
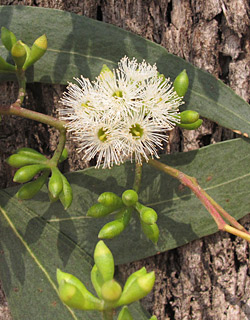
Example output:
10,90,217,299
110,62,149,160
0,6,250,135
2,138,250,266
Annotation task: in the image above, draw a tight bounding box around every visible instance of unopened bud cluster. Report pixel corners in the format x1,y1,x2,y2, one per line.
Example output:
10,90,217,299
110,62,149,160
88,189,159,244
57,241,157,319
6,147,72,209
0,27,47,72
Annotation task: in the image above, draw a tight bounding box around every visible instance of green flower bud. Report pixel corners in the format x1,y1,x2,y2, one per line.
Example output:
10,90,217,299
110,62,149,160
59,174,73,209
13,164,47,183
180,110,199,124
91,264,104,299
59,148,69,163
122,189,138,207
94,241,114,282
48,190,60,203
23,34,47,70
136,202,158,225
6,153,46,168
98,192,123,210
173,69,189,97
57,269,102,311
0,56,15,73
22,43,31,65
11,40,27,69
149,316,158,320
99,64,113,78
157,72,166,83
1,27,17,51
116,271,155,306
58,281,85,310
48,167,63,199
141,221,159,244
101,279,122,303
115,207,132,227
98,207,132,239
117,306,133,320
87,203,115,218
98,220,125,239
16,147,47,162
177,118,203,130
16,170,49,200
123,267,147,293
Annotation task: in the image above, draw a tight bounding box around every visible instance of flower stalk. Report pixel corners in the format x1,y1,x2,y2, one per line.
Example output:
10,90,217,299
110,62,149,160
148,159,250,242
102,309,114,320
133,162,143,193
0,102,66,131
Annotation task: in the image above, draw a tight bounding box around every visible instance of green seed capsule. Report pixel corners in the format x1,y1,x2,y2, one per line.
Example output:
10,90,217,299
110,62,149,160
59,148,69,163
98,192,123,210
116,271,155,306
136,202,158,225
91,264,104,299
173,69,189,97
16,147,47,161
6,154,46,168
23,34,47,70
13,164,47,183
57,269,102,311
117,306,133,320
180,110,199,124
141,221,159,244
16,170,49,200
122,189,138,207
94,241,114,282
101,279,122,303
87,203,115,218
177,118,203,130
11,40,27,69
59,174,73,209
48,167,63,199
1,27,17,51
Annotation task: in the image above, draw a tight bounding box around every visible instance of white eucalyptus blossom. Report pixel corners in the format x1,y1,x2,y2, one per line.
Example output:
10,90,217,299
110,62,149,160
59,56,183,168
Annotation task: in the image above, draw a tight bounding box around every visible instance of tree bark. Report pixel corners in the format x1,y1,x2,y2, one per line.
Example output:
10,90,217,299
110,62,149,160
0,1,250,319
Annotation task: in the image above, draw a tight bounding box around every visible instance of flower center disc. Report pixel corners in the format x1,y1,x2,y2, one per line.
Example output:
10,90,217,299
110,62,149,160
113,90,123,98
129,123,144,139
98,128,108,142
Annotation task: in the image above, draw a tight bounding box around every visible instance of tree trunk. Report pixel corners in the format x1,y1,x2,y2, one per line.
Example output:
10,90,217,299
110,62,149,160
0,1,249,319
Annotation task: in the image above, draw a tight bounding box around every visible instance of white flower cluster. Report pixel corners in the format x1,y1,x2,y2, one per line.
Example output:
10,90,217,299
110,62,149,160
60,57,183,168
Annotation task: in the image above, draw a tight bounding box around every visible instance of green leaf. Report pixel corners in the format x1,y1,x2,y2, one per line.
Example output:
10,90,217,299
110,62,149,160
2,138,250,266
0,6,250,135
0,192,149,320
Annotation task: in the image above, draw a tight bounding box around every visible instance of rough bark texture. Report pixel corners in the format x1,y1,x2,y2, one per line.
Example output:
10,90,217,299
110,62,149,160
0,1,250,319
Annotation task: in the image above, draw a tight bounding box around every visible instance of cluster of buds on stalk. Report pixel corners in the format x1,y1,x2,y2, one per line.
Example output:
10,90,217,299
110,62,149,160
88,190,160,244
0,27,47,72
173,69,203,130
57,240,157,319
6,147,73,209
